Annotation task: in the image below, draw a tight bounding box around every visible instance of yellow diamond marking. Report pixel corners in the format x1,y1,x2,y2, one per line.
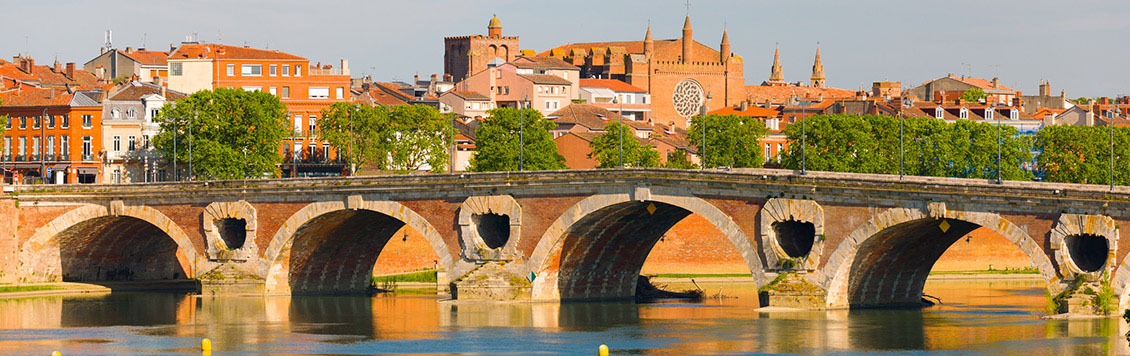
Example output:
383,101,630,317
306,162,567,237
646,203,657,215
939,220,950,233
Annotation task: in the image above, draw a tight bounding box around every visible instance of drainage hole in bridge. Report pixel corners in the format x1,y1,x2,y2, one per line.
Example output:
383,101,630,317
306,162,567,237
1066,234,1107,272
218,218,248,249
773,220,816,258
474,213,510,249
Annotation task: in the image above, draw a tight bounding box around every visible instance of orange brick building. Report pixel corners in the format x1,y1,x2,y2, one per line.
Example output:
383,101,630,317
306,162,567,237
540,16,745,129
1,85,105,184
166,43,352,176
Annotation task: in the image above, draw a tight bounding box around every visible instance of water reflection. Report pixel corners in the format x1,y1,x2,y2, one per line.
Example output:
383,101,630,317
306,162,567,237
0,279,1127,355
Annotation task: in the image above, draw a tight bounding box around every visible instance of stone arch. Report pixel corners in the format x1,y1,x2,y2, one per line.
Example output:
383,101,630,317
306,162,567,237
202,200,258,261
18,202,202,283
760,198,825,271
1049,213,1118,281
817,203,1058,308
499,45,509,60
458,195,522,260
526,189,765,301
260,196,457,294
489,44,498,58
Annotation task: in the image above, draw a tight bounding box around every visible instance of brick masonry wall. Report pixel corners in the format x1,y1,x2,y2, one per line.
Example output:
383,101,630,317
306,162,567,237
640,213,748,274
372,225,441,275
0,200,17,283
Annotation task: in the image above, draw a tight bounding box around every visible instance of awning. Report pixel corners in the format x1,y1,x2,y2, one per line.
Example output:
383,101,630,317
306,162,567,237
76,167,99,175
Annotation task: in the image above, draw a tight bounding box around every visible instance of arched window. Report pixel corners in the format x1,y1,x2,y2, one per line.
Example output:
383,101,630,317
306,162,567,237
126,108,136,120
934,107,943,119
111,108,120,119
985,107,994,120
1010,108,1019,120
959,107,969,119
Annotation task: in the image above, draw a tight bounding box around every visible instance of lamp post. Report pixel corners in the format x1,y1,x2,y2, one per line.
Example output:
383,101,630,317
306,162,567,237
700,93,712,170
445,105,455,173
289,112,296,178
173,112,178,181
995,104,1001,184
899,108,904,180
614,97,623,168
40,107,46,184
350,104,358,176
189,105,195,181
801,101,807,175
519,95,528,171
1112,108,1118,192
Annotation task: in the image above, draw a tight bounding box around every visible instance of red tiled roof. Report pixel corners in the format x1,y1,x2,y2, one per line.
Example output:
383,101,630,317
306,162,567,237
510,56,579,70
169,44,306,60
121,50,169,66
549,104,651,131
708,105,780,118
107,82,186,101
953,77,1015,92
519,74,571,85
445,90,491,101
0,86,76,107
0,59,101,90
745,85,855,104
579,79,646,93
538,40,650,56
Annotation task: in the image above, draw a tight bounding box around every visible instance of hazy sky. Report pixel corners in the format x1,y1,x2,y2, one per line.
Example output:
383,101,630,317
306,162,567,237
4,0,1128,97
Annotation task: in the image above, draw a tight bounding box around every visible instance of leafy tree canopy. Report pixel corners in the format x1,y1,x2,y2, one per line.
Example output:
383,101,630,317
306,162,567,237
1037,125,1130,185
960,88,987,102
319,103,451,174
663,149,698,169
153,88,289,180
469,107,566,172
687,114,770,168
588,121,660,168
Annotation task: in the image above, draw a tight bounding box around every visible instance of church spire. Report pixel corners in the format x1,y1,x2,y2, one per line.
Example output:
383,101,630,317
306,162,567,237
719,29,730,62
769,45,784,82
681,15,693,63
487,14,502,37
810,45,825,88
644,25,654,55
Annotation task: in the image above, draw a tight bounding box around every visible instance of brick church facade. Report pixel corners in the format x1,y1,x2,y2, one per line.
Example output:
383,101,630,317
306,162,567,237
538,16,744,129
443,15,520,83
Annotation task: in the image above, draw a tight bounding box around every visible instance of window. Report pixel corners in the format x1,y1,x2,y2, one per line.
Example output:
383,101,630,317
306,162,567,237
3,116,9,129
934,107,943,119
241,64,262,76
270,64,277,76
308,115,317,137
1010,108,1019,120
61,136,68,157
227,64,235,76
269,87,277,96
113,169,121,184
142,135,149,149
19,116,26,129
61,115,69,128
293,115,302,136
48,115,55,128
170,62,183,76
111,109,120,119
309,87,329,99
128,136,136,151
82,115,92,128
294,65,302,77
2,137,9,159
282,86,290,98
764,144,771,162
959,107,969,119
113,136,121,152
336,87,344,99
242,86,261,92
282,65,289,76
82,137,92,158
985,108,994,120
17,137,25,156
322,143,329,158
151,109,159,119
47,136,54,157
126,108,136,119
777,143,784,163
32,137,39,156
33,116,40,129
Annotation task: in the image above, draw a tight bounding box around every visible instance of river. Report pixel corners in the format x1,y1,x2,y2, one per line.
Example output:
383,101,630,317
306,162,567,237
0,279,1125,355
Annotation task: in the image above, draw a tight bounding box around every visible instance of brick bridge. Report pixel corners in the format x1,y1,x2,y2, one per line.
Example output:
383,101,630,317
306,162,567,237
3,169,1129,309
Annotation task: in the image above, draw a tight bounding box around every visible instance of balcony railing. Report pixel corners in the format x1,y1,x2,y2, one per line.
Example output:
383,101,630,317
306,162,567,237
283,151,346,165
308,67,344,76
82,154,93,162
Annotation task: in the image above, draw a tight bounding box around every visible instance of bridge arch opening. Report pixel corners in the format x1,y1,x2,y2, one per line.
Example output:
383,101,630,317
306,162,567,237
839,214,1055,309
773,220,816,258
1065,234,1107,272
473,213,511,249
217,218,248,250
529,194,764,302
56,215,189,282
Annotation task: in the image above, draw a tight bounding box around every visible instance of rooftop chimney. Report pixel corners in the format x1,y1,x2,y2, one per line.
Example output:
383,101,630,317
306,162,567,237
340,59,350,76
739,100,749,111
65,63,75,78
992,77,999,89
126,46,133,52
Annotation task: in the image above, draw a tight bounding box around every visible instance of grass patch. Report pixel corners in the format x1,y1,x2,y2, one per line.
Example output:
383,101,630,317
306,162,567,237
371,269,438,284
0,285,64,293
649,273,751,279
929,267,1039,275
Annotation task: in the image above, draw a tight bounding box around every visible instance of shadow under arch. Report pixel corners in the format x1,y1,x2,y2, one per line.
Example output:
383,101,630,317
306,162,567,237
818,207,1059,309
18,204,200,284
526,192,764,301
261,200,455,295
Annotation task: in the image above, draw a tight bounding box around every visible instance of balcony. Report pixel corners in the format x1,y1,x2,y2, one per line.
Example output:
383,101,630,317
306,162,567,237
308,67,344,76
284,151,345,165
82,154,94,162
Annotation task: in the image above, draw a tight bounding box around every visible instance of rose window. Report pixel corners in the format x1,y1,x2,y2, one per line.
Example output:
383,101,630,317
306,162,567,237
672,79,705,118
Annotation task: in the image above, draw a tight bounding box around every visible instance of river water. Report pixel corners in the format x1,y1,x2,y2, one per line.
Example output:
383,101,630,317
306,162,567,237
0,279,1126,355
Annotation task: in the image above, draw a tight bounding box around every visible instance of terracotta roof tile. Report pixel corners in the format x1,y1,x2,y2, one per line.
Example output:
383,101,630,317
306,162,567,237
169,44,306,60
579,79,646,93
445,90,491,101
510,56,579,70
107,82,186,101
708,105,780,117
519,74,571,85
549,104,651,131
0,86,77,107
744,85,855,104
120,50,170,66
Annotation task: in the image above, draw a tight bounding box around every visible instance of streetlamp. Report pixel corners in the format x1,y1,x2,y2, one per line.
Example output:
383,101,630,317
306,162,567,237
350,104,358,176
189,105,195,181
898,108,904,180
40,107,46,184
1112,108,1118,191
801,99,807,175
614,96,623,168
445,105,455,173
173,111,178,181
519,95,528,171
995,104,1001,184
700,93,712,170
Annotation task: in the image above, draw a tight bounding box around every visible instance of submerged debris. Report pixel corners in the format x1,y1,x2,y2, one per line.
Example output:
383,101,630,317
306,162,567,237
635,275,704,301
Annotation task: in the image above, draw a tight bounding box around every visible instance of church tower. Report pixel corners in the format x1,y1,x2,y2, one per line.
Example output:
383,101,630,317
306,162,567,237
769,46,785,83
810,45,826,89
681,15,693,63
488,14,502,38
644,26,654,57
719,30,730,63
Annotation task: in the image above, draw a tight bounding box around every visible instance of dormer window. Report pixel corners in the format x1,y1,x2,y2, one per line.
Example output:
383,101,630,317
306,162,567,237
935,107,944,119
111,108,121,119
126,108,136,120
1010,108,1019,120
959,107,969,119
985,108,994,120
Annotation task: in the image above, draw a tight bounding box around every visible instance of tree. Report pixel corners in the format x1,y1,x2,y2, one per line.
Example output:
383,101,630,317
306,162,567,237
686,114,770,168
153,88,289,180
1072,97,1093,105
779,114,1034,181
384,105,450,173
588,121,660,168
319,102,390,172
960,88,987,102
663,149,698,169
0,98,7,143
1037,125,1130,185
469,107,566,172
